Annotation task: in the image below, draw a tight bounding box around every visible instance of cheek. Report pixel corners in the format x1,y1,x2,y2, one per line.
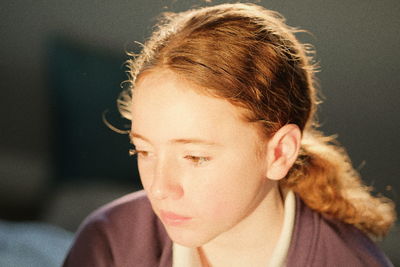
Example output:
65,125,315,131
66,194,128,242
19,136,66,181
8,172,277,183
192,188,251,235
137,161,152,189
189,158,265,213
188,170,248,214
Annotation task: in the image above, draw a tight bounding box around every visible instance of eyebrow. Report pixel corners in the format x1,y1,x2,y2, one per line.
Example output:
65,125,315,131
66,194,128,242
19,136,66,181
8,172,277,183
130,132,222,147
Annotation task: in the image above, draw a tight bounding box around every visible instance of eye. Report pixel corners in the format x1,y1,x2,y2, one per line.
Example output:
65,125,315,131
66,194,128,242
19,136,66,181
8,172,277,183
129,149,137,156
184,155,210,166
129,149,149,158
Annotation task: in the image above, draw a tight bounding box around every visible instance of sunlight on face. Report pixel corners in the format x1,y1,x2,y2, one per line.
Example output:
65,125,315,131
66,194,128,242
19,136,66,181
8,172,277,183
130,69,274,247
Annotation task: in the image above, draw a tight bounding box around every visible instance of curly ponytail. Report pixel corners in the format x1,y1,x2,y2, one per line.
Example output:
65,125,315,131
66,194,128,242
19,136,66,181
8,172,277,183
282,130,396,237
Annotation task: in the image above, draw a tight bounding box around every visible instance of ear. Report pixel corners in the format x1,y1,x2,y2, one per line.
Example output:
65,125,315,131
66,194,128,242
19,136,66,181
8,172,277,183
265,124,301,181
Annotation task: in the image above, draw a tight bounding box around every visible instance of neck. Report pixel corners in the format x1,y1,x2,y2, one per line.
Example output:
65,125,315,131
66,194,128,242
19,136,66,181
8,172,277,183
199,182,284,267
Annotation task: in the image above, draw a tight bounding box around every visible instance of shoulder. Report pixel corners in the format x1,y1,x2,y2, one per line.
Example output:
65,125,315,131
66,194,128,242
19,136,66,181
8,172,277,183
287,195,393,267
85,190,152,227
63,190,172,267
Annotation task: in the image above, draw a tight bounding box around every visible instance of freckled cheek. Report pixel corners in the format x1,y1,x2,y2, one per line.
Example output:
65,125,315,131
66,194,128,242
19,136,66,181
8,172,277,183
192,186,240,221
199,200,244,232
194,171,257,222
210,202,233,218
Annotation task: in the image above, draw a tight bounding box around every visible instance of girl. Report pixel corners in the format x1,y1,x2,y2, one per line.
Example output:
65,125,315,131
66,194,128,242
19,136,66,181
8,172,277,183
64,3,395,266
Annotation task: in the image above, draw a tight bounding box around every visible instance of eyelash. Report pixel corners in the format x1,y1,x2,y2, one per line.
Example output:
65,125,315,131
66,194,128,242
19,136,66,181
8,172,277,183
129,149,210,166
184,155,210,166
129,149,147,157
129,149,136,156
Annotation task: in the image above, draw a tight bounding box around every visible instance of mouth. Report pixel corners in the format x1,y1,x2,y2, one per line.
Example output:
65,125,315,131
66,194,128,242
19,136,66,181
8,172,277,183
159,210,192,226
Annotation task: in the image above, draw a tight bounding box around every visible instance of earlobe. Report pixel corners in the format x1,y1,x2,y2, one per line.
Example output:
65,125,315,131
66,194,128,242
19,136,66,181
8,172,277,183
265,124,301,180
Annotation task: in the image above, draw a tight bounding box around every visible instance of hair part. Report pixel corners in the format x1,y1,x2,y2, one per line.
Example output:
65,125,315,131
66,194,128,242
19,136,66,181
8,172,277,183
119,3,396,237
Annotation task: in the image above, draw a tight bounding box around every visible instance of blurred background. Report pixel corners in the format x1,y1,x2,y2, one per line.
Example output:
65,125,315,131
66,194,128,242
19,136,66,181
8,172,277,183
1,0,399,266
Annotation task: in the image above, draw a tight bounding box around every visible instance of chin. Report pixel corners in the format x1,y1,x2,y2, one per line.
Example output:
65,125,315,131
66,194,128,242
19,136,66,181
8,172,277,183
165,227,212,248
172,238,201,248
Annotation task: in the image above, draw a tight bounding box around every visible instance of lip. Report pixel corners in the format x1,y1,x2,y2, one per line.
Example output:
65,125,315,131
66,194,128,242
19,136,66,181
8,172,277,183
160,210,192,226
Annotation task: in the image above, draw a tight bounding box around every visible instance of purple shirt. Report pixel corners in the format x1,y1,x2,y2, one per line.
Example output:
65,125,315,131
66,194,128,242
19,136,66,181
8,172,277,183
63,190,393,267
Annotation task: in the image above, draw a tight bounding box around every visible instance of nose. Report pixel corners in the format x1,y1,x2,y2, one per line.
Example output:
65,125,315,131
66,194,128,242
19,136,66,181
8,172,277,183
149,156,184,200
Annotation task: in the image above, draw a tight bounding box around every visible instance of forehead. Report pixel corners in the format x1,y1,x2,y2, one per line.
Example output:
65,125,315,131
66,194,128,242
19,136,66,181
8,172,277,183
130,69,261,146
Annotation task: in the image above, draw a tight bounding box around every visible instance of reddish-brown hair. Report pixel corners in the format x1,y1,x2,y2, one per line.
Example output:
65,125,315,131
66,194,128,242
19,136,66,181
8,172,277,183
118,3,395,237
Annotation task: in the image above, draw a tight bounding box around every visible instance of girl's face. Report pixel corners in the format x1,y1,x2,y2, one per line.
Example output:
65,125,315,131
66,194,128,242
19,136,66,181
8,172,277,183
131,69,274,247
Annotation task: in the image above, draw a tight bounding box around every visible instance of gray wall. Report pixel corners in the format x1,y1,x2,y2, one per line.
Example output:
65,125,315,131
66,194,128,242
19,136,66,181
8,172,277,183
1,1,399,212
